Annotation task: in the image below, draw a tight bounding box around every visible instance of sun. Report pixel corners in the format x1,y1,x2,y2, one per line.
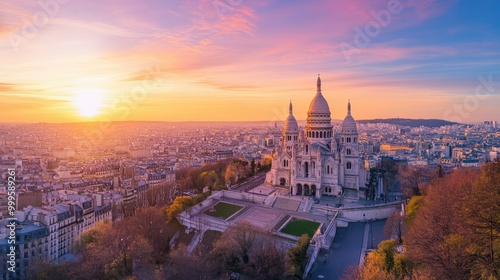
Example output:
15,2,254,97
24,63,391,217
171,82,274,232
73,89,105,118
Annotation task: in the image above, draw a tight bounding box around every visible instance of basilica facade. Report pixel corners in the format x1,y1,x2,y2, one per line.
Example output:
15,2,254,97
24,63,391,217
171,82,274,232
266,76,367,199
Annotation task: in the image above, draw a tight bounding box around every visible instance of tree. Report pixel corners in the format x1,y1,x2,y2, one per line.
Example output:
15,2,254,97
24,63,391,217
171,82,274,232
462,160,500,279
405,195,422,226
25,259,75,280
398,165,431,197
75,219,154,279
384,211,405,244
128,206,172,263
201,170,219,190
405,168,479,280
165,195,197,220
378,158,399,201
164,244,216,280
224,160,250,185
365,168,378,201
208,221,286,278
211,221,258,271
244,237,286,280
261,156,272,172
285,234,310,279
136,182,175,208
341,240,416,280
250,158,256,176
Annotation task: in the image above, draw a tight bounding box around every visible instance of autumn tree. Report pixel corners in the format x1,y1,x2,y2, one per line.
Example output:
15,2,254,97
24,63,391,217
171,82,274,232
210,221,258,272
384,211,405,244
200,170,224,190
136,182,175,208
398,164,432,197
405,168,480,280
75,220,154,279
165,196,194,220
208,221,286,278
176,159,233,193
405,195,422,226
165,244,217,280
462,160,500,279
224,160,250,185
128,206,172,263
359,239,415,280
260,156,272,172
25,259,75,280
244,237,286,280
285,234,310,279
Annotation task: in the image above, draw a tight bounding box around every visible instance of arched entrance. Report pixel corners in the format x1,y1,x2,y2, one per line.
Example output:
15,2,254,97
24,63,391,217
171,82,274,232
311,185,317,197
296,184,303,195
304,184,310,196
279,178,286,186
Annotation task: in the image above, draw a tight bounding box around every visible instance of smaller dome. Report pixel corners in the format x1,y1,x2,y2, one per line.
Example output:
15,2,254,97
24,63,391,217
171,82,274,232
341,115,357,133
284,101,299,132
284,115,299,132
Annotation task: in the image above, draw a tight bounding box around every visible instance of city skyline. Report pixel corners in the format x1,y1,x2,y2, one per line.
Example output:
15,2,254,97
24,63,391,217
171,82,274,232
1,0,499,123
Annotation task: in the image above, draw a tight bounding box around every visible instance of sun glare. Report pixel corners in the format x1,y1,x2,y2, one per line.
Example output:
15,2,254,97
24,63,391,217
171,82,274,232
73,89,105,118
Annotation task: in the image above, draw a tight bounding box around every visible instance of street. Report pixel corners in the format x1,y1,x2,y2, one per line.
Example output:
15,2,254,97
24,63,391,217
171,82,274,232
308,219,387,280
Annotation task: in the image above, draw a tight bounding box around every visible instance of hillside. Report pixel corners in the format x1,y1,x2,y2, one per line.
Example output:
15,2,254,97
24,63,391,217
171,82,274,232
357,118,460,128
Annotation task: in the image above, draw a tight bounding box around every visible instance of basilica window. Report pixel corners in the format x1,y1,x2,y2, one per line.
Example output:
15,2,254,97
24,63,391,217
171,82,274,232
347,137,352,143
305,145,308,154
347,148,351,155
346,162,352,169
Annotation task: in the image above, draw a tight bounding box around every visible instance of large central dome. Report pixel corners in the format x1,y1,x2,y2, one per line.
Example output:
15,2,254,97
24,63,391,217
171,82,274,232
308,75,330,115
305,75,333,144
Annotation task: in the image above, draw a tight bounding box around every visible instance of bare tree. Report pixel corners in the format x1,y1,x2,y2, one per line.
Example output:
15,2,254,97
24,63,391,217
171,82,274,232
384,211,405,244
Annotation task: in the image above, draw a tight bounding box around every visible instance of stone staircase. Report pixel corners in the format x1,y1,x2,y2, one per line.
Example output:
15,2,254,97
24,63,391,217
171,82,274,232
298,198,314,212
264,195,278,206
187,229,206,253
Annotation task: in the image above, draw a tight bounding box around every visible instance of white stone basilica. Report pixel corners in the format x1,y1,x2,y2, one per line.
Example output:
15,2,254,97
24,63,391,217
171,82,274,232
266,75,367,199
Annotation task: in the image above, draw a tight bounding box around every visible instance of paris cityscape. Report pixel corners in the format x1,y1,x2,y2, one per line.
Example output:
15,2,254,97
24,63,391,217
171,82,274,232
1,0,500,280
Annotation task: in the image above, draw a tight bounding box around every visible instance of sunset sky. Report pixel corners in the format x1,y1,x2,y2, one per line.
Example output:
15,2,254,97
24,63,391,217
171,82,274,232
1,0,499,123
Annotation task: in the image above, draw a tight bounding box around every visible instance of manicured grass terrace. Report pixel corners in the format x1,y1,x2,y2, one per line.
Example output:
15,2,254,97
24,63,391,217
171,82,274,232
205,202,243,220
280,218,320,238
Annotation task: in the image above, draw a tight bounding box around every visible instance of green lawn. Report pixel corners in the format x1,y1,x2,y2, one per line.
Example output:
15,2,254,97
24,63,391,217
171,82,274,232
280,218,320,238
205,202,243,220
